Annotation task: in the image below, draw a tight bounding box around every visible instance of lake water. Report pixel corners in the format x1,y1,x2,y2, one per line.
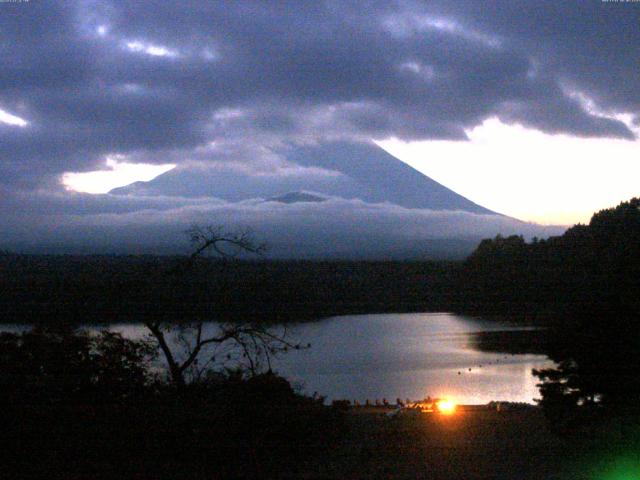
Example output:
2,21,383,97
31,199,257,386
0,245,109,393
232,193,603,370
5,313,552,404
107,312,551,405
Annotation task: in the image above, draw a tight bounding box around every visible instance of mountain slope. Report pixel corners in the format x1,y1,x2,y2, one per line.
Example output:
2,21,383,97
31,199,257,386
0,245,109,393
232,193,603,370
94,141,568,259
111,141,495,215
283,142,494,214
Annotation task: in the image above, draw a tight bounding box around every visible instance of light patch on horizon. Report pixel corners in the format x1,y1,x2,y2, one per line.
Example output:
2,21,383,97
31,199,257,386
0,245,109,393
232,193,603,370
378,118,640,225
0,108,29,127
62,157,176,194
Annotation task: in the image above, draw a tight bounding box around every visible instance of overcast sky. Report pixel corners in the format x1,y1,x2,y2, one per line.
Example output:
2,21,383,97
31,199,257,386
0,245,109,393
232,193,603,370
1,1,638,253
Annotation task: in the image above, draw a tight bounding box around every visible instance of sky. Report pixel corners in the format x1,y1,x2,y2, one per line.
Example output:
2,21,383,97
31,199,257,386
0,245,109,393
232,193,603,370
0,1,639,254
379,117,640,225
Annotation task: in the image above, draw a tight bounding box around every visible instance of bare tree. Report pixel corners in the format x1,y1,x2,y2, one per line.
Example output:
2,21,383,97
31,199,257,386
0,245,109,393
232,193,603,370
144,226,304,388
145,321,303,387
185,225,267,267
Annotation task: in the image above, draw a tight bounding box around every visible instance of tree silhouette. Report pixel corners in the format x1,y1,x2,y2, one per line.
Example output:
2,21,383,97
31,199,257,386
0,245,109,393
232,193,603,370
0,326,155,404
464,198,640,428
144,226,304,387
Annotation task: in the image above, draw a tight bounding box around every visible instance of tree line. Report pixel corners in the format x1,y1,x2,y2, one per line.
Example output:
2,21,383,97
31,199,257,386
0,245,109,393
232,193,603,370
460,198,640,431
0,256,460,325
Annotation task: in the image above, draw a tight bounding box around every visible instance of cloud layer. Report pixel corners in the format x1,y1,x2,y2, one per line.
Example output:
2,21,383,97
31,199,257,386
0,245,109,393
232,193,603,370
0,192,564,258
1,1,638,192
1,1,634,254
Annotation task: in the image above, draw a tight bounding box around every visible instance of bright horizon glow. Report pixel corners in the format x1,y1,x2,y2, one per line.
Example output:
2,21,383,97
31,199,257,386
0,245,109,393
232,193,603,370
436,398,457,415
378,118,640,225
62,157,176,194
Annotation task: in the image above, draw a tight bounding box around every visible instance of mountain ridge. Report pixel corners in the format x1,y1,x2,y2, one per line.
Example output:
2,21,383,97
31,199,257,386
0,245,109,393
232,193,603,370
111,141,497,216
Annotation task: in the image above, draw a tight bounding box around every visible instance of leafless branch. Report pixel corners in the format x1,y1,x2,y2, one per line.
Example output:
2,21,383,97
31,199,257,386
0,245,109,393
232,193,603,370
142,226,307,387
186,225,267,263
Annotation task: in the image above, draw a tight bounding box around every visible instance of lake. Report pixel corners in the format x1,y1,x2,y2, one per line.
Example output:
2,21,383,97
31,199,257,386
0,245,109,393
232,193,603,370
101,312,552,405
4,312,551,404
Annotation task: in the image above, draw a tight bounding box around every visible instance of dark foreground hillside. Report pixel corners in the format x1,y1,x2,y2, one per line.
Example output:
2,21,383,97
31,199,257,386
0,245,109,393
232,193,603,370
323,408,639,480
6,399,636,479
2,379,345,479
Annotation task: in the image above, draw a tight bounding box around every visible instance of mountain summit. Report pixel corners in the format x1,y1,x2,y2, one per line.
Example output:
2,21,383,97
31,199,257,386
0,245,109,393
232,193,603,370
105,141,561,259
111,141,494,215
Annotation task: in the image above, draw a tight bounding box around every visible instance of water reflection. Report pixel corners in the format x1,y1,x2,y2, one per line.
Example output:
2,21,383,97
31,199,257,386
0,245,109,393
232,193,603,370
2,313,552,404
271,313,552,404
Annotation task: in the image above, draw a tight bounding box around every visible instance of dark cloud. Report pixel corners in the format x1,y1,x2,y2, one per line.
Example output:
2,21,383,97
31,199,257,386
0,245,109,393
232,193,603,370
1,0,637,191
428,0,640,114
0,0,635,256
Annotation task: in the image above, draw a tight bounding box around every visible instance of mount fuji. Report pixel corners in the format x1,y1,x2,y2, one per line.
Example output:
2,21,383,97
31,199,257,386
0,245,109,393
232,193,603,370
108,141,561,259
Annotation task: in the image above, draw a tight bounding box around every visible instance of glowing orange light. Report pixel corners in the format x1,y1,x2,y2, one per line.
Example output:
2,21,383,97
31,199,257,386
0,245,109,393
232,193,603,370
436,399,456,415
